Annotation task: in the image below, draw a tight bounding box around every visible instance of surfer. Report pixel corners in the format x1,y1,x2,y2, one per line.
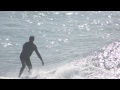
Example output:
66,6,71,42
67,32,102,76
18,36,44,78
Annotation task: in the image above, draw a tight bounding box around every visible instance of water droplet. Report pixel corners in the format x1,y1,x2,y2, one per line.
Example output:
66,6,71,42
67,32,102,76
66,12,73,15
39,13,45,16
106,34,110,38
6,38,9,41
43,35,46,37
49,18,53,20
64,39,68,43
68,32,71,34
50,41,55,44
38,23,41,26
54,12,60,15
58,39,62,42
81,14,84,16
108,15,111,18
87,17,89,20
62,24,66,27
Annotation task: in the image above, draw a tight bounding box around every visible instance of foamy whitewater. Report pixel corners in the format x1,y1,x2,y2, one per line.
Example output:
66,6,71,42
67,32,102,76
0,11,120,79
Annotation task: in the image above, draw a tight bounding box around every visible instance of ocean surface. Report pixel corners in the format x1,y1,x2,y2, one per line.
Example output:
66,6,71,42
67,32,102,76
0,11,120,79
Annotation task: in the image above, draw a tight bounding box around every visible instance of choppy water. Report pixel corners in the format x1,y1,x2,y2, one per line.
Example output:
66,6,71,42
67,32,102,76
0,11,120,79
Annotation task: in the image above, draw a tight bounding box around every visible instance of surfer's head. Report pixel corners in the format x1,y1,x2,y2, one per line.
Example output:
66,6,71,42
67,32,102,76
29,36,34,42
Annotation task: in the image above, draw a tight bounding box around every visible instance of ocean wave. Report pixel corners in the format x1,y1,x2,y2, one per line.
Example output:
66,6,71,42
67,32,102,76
19,39,120,79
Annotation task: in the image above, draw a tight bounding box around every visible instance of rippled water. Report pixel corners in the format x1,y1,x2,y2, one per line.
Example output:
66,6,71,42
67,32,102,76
0,11,120,79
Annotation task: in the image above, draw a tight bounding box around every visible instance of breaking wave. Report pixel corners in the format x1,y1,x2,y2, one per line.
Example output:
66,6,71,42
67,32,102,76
19,39,120,79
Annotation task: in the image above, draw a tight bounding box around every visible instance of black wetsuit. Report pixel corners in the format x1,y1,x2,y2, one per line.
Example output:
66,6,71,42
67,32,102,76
20,41,37,68
19,40,44,78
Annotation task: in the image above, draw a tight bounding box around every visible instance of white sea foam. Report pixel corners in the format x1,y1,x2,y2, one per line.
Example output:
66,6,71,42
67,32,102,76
19,40,120,79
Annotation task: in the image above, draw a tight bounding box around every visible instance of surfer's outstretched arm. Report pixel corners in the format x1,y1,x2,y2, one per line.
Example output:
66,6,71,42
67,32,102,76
35,47,44,66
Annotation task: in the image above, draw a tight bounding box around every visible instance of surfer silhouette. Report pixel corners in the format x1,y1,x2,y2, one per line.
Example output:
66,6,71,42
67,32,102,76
18,36,44,78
